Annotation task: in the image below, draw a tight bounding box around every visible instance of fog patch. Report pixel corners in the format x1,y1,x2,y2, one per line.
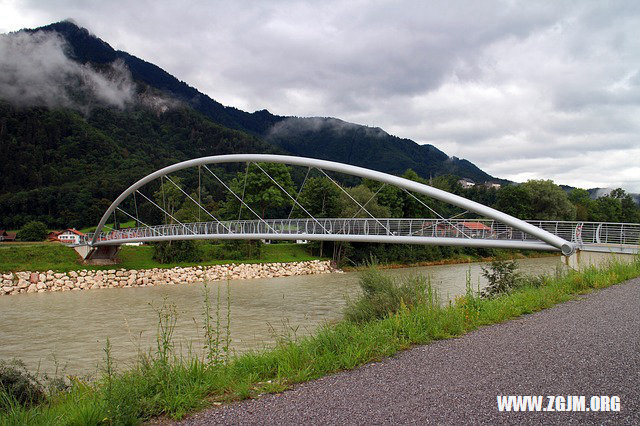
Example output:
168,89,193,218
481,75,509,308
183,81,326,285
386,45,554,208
593,188,615,198
267,116,388,139
138,88,182,115
0,30,135,111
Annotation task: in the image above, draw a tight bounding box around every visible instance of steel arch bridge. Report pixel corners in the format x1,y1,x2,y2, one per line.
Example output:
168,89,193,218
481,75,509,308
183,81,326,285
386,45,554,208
78,154,640,261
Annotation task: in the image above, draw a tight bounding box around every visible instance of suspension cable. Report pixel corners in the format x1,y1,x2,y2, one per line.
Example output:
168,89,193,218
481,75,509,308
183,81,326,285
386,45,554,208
115,206,160,237
133,191,140,228
161,175,167,225
350,183,386,219
238,162,250,221
412,210,470,235
287,166,312,219
135,190,196,235
202,164,277,233
317,168,391,234
402,189,472,238
164,174,230,232
253,162,330,234
336,183,388,234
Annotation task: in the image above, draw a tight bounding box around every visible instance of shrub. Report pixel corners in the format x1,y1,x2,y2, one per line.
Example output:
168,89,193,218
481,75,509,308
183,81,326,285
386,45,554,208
344,267,427,323
0,359,45,410
151,240,202,263
201,240,263,260
16,221,47,242
480,259,522,298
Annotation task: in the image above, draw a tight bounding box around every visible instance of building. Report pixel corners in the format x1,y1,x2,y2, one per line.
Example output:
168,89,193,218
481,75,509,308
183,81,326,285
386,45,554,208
432,221,495,238
47,231,62,241
460,221,494,237
458,178,476,189
0,230,16,242
56,229,86,245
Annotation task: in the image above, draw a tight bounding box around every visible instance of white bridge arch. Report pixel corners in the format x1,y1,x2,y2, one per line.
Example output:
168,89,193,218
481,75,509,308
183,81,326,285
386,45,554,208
81,154,586,259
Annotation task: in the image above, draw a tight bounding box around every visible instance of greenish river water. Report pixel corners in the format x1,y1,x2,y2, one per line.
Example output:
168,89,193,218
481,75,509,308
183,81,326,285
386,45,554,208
0,256,564,376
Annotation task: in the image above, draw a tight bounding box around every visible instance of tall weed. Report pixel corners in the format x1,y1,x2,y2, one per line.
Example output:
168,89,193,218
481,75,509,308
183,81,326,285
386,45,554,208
344,267,428,323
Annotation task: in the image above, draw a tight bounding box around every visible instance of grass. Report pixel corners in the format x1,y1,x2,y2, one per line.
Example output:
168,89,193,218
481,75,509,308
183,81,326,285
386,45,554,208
0,242,322,273
2,256,640,424
78,220,137,234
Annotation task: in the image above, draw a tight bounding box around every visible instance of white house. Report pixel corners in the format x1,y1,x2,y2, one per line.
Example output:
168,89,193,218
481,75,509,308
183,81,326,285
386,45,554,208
57,229,86,245
458,178,476,189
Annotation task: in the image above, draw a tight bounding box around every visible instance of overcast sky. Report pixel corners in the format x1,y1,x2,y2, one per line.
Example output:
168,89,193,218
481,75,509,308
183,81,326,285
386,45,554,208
2,0,640,191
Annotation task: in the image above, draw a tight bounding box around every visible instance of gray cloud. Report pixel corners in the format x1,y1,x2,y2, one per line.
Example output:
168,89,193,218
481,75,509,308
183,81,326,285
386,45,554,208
0,29,135,111
2,0,640,190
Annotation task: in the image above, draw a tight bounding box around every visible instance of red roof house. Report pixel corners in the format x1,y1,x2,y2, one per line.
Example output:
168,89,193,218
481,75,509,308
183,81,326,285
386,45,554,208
0,230,16,242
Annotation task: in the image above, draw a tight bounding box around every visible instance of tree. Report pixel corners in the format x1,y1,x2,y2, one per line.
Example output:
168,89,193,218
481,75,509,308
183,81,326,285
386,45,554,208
621,195,640,223
493,185,532,219
568,188,592,221
399,169,437,218
174,187,217,223
521,180,576,221
338,185,390,218
17,221,48,242
363,179,404,217
495,180,575,221
294,177,342,218
152,240,202,263
153,176,185,223
221,163,295,219
590,195,622,222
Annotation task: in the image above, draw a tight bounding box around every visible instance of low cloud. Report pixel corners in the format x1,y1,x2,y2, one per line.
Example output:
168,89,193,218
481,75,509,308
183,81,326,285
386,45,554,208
268,116,388,139
0,30,135,111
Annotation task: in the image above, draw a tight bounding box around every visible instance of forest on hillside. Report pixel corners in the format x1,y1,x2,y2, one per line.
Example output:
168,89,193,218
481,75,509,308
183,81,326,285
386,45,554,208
0,102,275,229
2,98,639,233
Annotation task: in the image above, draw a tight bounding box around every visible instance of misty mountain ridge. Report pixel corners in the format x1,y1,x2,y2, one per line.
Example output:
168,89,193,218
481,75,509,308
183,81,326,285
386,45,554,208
2,20,496,184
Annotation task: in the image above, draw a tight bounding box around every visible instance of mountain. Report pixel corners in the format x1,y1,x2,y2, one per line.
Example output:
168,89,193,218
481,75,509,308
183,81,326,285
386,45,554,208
0,102,275,229
0,21,499,229
27,21,284,136
29,21,495,183
265,117,493,181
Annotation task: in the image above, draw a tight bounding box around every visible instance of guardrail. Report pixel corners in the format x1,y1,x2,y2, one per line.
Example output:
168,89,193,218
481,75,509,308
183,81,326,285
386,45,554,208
82,219,640,252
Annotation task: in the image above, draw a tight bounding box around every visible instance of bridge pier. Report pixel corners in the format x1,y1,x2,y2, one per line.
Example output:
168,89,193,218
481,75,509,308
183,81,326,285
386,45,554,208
563,249,637,270
74,245,121,265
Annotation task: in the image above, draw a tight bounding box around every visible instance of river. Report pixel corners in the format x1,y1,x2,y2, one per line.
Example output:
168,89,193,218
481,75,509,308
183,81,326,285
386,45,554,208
0,256,565,376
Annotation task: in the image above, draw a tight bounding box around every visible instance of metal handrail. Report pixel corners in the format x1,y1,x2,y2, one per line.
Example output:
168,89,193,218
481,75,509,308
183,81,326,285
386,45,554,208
82,219,640,253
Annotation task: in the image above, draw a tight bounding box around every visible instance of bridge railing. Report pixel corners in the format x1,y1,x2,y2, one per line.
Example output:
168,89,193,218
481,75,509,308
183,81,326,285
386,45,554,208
82,218,640,248
527,220,640,246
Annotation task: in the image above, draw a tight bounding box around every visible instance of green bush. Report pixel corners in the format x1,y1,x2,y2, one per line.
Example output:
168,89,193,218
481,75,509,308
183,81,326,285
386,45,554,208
480,259,522,298
344,267,428,323
16,221,48,242
201,240,263,261
151,240,203,263
0,359,45,410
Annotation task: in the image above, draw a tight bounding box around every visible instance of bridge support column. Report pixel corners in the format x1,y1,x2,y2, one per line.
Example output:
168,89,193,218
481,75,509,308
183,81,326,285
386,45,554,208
563,250,637,270
74,245,121,265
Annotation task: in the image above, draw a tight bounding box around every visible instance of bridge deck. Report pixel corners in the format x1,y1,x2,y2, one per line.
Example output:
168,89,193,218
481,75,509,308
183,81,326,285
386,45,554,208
83,219,639,254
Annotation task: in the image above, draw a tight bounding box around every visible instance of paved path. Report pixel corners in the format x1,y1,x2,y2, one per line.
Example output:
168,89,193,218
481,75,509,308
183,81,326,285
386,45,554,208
181,279,640,425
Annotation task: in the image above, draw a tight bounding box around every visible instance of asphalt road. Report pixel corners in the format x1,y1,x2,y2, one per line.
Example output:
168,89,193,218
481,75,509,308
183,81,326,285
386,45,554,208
180,278,640,425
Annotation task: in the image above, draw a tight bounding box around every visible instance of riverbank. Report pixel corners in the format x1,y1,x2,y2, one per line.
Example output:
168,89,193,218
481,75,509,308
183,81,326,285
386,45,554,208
2,255,639,424
342,250,558,272
0,242,321,273
0,260,339,296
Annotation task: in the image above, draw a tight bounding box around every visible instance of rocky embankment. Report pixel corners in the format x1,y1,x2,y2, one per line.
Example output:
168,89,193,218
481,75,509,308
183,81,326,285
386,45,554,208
0,260,340,296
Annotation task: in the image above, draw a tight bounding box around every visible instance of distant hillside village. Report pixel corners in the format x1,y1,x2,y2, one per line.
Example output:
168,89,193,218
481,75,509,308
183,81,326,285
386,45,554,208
457,179,501,190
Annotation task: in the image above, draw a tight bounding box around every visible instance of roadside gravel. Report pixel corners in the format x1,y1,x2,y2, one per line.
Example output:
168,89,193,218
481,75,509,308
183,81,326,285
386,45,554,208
180,278,640,425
